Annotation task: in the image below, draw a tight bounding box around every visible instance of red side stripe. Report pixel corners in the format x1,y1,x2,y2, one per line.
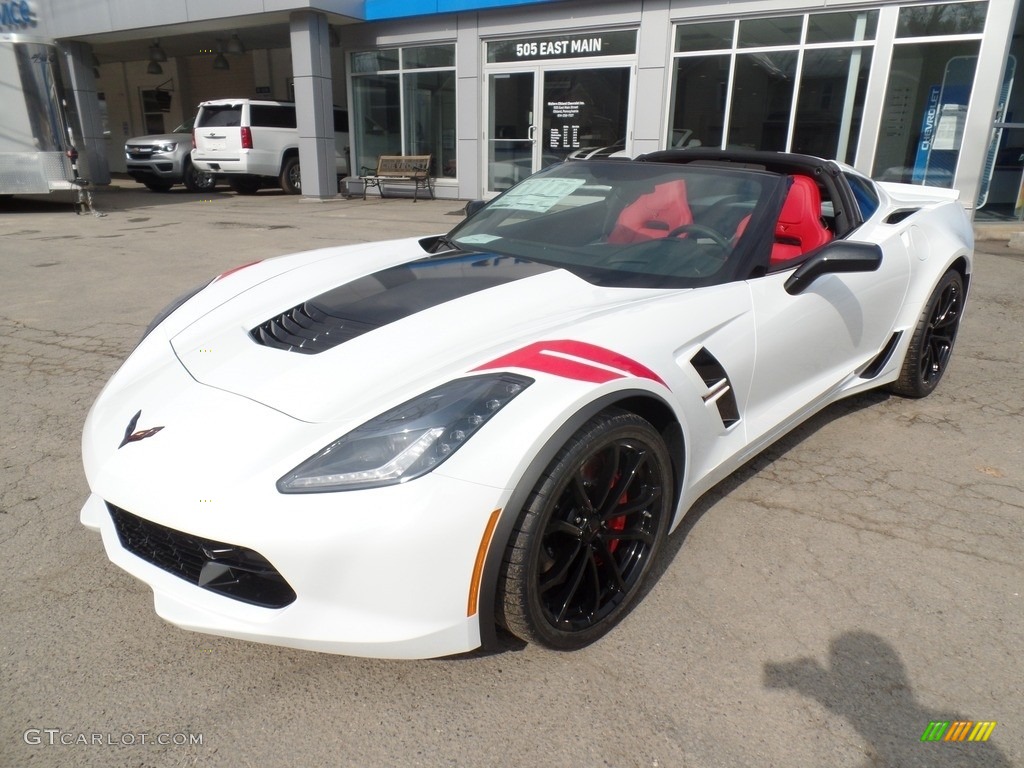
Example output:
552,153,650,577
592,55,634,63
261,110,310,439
473,340,666,387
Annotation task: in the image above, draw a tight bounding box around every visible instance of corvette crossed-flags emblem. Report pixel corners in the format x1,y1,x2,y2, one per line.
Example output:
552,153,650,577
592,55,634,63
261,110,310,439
118,410,164,449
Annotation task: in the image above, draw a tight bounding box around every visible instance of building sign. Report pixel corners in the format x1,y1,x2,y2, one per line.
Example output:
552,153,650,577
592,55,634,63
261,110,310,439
0,1,34,29
487,30,636,63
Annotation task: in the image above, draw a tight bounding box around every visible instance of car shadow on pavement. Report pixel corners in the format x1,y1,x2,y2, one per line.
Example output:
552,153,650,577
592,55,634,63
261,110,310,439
647,388,890,591
763,631,1011,767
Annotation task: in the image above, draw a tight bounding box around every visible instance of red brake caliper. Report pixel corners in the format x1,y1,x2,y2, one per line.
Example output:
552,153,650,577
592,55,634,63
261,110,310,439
607,476,628,554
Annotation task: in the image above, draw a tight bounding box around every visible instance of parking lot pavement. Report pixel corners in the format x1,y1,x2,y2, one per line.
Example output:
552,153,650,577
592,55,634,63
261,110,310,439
1,185,1022,767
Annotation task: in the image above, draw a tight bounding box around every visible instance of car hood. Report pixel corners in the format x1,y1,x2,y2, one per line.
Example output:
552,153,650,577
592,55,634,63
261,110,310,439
126,132,187,145
168,240,670,423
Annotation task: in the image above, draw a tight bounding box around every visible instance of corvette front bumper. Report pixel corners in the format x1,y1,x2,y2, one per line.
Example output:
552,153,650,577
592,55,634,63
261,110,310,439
81,467,509,659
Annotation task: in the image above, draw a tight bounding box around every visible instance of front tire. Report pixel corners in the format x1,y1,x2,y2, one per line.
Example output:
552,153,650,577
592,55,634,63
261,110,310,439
497,409,672,650
279,156,301,194
889,269,965,398
143,180,173,192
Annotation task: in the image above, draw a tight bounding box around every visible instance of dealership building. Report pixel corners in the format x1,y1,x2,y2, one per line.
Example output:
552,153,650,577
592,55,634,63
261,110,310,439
5,0,1023,216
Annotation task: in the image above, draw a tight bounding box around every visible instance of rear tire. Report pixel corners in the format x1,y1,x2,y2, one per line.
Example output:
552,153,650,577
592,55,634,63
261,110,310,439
228,176,261,195
497,409,672,650
889,269,965,398
279,156,301,194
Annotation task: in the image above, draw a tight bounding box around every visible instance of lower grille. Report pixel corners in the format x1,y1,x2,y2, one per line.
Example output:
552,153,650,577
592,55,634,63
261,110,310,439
107,504,296,609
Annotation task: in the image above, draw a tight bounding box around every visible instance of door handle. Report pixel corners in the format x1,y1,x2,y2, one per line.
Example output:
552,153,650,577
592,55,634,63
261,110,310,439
528,125,537,142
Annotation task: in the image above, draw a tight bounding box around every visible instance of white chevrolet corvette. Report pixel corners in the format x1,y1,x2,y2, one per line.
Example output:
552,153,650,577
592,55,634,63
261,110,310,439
81,150,973,659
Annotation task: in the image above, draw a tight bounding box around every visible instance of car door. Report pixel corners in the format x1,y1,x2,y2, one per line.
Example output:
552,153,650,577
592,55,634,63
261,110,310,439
744,228,912,444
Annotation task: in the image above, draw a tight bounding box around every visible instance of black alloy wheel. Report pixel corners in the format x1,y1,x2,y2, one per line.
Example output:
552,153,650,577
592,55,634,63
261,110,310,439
498,409,672,649
890,268,965,398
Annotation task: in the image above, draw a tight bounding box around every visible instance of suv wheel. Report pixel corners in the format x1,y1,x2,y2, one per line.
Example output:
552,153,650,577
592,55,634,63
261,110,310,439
280,156,301,195
183,160,216,193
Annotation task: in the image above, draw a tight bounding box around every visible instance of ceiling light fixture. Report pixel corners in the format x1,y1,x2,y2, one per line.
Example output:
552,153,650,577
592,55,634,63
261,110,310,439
147,60,163,75
149,39,167,63
226,33,246,55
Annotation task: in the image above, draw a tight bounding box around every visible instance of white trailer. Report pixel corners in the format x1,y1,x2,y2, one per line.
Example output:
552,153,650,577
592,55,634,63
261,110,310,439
0,32,80,196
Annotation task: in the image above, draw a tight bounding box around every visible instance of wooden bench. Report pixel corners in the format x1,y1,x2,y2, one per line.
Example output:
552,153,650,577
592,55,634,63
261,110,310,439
360,155,434,202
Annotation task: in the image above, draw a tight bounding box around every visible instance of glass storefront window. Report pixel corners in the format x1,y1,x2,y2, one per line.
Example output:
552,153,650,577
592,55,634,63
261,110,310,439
675,21,734,52
351,45,455,178
897,2,987,37
738,16,802,48
403,45,456,69
670,10,876,162
403,71,456,176
728,52,798,150
873,41,981,186
806,10,878,43
977,125,1024,217
351,50,399,74
792,47,873,164
353,74,401,173
668,54,729,150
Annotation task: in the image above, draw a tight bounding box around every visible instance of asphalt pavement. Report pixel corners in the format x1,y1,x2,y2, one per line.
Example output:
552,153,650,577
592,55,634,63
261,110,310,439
1,181,1021,767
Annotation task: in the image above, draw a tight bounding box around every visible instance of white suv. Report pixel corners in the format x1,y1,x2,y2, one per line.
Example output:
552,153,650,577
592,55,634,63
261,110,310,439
191,99,349,195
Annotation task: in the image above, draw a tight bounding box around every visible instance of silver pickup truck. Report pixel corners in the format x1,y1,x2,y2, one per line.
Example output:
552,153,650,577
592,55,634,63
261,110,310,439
125,119,215,193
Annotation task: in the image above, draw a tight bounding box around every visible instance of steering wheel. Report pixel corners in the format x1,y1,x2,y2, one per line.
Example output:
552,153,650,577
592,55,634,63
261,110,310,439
665,223,731,251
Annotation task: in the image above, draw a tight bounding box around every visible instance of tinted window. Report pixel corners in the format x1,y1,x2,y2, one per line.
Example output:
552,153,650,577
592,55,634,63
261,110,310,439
250,105,297,129
197,105,241,128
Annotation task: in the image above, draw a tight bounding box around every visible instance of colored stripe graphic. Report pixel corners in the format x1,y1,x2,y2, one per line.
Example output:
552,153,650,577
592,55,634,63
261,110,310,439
921,722,949,741
921,721,996,742
969,722,997,742
473,340,666,386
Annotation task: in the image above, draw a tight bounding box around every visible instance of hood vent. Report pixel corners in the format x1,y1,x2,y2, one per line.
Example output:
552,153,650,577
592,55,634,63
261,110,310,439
250,254,555,355
251,300,375,355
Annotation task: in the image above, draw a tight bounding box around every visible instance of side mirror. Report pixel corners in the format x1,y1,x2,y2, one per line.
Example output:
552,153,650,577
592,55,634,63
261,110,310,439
464,199,487,218
784,241,883,295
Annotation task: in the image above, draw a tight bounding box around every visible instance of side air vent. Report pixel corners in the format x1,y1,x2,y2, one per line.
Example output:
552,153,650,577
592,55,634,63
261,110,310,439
859,331,903,379
690,348,740,427
885,209,918,225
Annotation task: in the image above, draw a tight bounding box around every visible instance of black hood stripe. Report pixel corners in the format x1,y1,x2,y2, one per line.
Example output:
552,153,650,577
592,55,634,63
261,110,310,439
250,253,555,355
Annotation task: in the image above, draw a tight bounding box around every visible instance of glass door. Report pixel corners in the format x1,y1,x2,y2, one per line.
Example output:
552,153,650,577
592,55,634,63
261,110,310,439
541,66,631,162
486,65,633,194
487,71,537,192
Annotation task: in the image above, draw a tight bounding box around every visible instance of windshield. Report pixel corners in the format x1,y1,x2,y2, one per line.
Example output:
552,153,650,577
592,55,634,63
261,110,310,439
448,160,779,288
172,118,196,133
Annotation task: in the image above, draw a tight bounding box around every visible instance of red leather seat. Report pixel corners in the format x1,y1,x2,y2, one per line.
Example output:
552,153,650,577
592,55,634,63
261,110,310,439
608,180,692,244
770,175,831,265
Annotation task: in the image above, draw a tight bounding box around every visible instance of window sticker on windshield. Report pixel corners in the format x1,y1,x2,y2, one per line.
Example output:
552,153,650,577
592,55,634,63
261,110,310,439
489,178,587,213
458,234,502,244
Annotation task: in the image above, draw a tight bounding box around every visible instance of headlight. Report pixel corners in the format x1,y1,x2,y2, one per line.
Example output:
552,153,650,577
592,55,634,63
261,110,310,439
157,142,177,152
278,373,533,493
